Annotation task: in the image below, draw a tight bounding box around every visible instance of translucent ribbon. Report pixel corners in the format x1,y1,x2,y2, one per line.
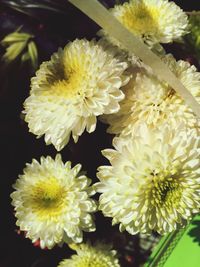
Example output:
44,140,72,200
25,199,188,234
69,0,200,118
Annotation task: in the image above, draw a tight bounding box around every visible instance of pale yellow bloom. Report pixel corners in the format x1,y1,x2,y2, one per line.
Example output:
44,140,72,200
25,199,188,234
11,154,96,249
24,39,129,151
58,242,120,267
100,0,188,47
96,124,200,235
102,55,200,136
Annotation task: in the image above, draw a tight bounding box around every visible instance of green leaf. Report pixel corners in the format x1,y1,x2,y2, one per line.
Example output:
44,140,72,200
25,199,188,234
28,41,38,70
1,0,69,15
21,51,31,62
1,32,33,46
2,41,27,63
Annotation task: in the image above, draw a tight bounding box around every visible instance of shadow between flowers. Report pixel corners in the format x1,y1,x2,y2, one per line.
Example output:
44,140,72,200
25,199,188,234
188,217,200,246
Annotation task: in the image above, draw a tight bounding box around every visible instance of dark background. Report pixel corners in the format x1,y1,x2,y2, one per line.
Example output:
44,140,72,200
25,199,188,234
0,1,199,266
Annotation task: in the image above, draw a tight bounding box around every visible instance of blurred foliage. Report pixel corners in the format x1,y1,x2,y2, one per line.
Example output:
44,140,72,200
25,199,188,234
1,29,38,69
184,13,200,65
1,0,121,17
1,0,70,16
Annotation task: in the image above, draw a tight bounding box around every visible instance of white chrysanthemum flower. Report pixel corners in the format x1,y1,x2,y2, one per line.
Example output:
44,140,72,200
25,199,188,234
102,55,200,136
96,124,200,235
24,39,129,151
100,0,188,47
58,242,120,267
11,154,97,249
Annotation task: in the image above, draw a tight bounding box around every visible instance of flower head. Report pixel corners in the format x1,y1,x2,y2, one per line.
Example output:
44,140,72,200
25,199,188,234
96,124,200,235
58,242,120,267
101,0,188,47
11,154,96,248
24,39,129,151
102,55,200,136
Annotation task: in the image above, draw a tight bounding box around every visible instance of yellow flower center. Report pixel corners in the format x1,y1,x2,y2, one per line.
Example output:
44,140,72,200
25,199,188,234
117,2,159,37
149,171,183,208
47,53,88,99
76,255,111,267
30,178,67,219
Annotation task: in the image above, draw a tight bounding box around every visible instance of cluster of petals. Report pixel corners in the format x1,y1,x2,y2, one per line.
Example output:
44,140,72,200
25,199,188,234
96,124,200,235
100,0,188,48
11,154,96,249
24,39,129,151
58,242,120,267
102,54,200,137
11,0,200,248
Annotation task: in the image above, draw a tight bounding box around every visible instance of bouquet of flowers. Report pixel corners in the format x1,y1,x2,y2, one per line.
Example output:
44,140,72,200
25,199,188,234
1,1,200,266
